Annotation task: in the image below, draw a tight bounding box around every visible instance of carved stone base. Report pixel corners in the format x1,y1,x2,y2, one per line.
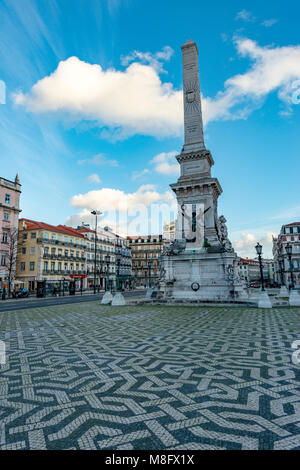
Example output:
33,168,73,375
160,251,248,302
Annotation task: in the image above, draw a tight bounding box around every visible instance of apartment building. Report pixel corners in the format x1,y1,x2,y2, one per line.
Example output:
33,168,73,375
76,225,116,290
0,174,22,291
127,235,163,287
16,219,86,292
239,258,275,287
273,222,300,289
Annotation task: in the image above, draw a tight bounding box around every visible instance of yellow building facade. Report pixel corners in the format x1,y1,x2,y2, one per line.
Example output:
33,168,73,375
16,219,87,292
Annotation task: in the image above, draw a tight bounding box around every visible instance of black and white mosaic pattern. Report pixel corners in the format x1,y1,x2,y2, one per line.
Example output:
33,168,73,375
0,303,300,450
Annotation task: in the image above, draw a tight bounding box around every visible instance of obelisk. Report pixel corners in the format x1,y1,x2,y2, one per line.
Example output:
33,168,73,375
181,39,205,154
160,39,249,303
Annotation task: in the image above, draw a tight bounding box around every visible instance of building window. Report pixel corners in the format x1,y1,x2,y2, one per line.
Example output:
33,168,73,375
58,262,62,272
3,212,9,221
30,246,36,255
1,254,6,266
51,262,55,272
31,232,36,239
5,194,10,205
44,232,48,240
2,232,8,244
20,262,26,271
44,261,48,271
51,234,56,240
22,233,27,240
22,247,26,255
30,262,35,271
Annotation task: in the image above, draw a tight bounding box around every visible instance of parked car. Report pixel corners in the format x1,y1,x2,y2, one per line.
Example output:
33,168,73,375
250,282,260,288
14,288,29,298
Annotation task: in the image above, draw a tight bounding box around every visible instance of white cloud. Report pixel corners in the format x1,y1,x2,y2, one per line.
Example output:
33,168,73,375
70,184,175,212
87,173,101,184
68,184,177,236
262,19,278,28
14,39,300,139
235,10,255,22
78,153,118,167
151,151,180,176
131,168,151,181
233,231,277,258
202,38,300,121
121,46,174,73
14,55,182,140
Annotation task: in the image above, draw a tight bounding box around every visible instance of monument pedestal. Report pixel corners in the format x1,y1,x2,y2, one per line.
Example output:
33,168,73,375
162,249,248,302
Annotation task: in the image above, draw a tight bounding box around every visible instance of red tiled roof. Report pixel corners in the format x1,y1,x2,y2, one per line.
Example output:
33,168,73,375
239,258,259,265
284,222,300,227
127,235,162,240
20,219,85,238
76,227,96,234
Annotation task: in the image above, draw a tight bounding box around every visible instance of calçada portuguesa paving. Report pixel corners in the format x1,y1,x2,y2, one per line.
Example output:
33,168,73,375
0,303,300,450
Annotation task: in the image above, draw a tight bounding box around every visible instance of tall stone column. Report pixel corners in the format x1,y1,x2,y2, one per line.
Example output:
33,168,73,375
182,40,205,154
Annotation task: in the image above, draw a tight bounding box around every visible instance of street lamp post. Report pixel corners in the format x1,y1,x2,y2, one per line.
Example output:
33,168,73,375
148,260,153,288
116,255,121,292
255,243,265,292
105,254,110,291
285,243,294,290
91,210,102,295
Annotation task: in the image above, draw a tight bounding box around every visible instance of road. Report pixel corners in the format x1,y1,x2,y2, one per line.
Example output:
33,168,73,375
0,290,146,313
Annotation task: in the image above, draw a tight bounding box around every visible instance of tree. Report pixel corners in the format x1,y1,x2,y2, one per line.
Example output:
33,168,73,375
1,227,19,296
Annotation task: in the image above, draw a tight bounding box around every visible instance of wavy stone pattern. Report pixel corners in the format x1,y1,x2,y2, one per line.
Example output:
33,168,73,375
0,304,300,450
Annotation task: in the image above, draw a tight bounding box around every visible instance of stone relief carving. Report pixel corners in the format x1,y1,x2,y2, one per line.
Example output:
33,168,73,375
226,264,240,284
162,239,186,256
217,215,234,253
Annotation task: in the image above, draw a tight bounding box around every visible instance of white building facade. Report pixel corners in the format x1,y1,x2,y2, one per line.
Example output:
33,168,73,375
273,222,300,289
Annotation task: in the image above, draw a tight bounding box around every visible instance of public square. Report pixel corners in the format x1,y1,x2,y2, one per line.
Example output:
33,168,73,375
1,302,300,450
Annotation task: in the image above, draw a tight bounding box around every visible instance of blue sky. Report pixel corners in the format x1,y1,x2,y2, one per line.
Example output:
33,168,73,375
0,0,299,257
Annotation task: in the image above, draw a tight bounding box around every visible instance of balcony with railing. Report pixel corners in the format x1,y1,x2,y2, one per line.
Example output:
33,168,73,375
42,270,87,276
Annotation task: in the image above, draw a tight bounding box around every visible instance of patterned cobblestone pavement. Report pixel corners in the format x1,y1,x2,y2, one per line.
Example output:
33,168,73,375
0,303,300,450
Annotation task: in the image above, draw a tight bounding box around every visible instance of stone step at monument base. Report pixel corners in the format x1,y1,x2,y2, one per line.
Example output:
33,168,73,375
128,298,256,307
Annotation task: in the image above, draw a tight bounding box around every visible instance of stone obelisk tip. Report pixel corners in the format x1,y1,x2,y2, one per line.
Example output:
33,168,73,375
182,40,204,153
